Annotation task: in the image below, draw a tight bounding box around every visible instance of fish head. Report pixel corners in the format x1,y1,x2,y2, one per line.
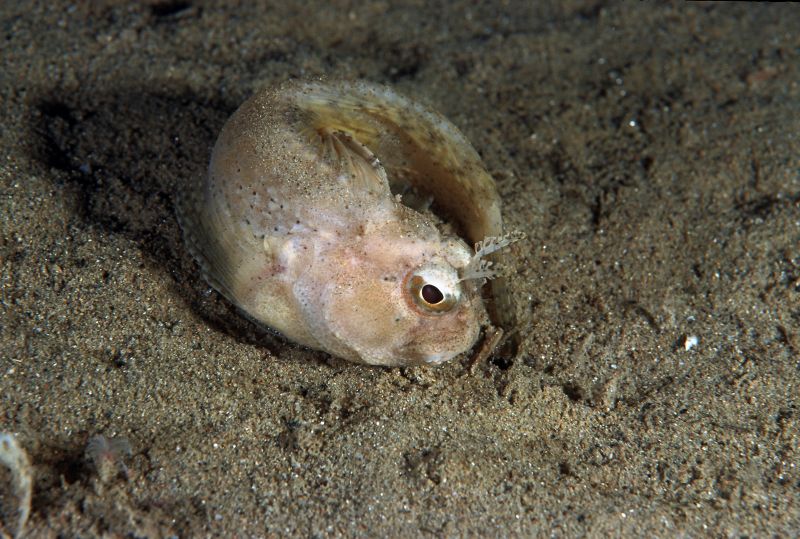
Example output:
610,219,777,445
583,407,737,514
315,222,484,367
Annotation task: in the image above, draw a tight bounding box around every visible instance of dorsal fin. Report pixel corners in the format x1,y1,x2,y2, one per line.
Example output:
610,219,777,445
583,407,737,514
315,127,390,197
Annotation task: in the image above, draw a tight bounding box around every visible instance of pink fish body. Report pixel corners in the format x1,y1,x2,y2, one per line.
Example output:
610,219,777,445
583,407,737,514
180,80,513,366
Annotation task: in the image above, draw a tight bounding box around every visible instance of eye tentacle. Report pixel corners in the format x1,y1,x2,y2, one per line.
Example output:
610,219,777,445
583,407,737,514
460,231,525,282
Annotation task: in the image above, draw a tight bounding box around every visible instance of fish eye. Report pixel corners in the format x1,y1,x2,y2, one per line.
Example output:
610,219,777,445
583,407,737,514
405,269,460,314
421,284,444,305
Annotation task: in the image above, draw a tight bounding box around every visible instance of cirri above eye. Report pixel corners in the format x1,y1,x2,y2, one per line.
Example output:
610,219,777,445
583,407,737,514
406,267,461,314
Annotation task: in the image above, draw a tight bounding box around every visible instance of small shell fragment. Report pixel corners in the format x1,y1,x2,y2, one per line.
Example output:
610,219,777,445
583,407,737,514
0,432,32,539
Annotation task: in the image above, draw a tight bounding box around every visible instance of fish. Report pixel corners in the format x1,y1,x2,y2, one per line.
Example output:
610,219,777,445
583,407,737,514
179,80,519,366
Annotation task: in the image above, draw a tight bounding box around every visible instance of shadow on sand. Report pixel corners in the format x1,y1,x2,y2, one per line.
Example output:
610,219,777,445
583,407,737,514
28,84,286,352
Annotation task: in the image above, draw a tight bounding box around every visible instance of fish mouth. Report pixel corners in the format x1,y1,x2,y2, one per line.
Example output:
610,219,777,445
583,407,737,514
395,339,459,366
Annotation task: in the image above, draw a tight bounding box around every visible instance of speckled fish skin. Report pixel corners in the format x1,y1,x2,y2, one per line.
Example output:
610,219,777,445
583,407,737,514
180,80,510,366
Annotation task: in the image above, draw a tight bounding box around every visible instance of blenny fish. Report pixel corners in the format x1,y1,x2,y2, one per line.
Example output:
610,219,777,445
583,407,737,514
179,80,518,366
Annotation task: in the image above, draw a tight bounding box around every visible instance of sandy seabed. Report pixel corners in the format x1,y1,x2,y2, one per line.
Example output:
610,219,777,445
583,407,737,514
1,1,798,537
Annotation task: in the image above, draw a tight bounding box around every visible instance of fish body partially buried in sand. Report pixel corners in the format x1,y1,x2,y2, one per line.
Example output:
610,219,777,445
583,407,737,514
179,80,519,366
